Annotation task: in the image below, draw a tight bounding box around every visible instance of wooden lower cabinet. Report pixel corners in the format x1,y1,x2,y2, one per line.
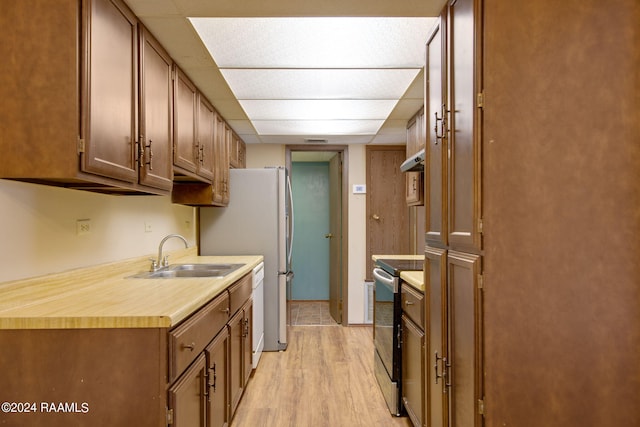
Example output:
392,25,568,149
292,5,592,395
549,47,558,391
0,273,255,427
169,353,207,426
425,246,448,427
401,313,425,427
0,328,167,427
426,246,483,427
229,299,253,420
207,329,230,427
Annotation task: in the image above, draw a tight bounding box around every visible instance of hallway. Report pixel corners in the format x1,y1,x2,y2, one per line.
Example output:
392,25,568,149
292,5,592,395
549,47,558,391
232,325,412,427
290,301,338,326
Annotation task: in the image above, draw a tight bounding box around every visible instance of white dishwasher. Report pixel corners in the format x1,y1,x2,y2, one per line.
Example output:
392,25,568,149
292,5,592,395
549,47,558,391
252,262,265,369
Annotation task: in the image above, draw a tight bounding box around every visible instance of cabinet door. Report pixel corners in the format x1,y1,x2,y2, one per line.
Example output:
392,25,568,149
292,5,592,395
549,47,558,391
447,0,482,253
447,250,483,427
402,313,425,427
82,0,138,183
425,246,448,427
221,123,231,205
242,300,253,387
197,95,215,181
228,310,244,418
173,66,198,175
169,353,207,427
237,137,246,168
406,111,424,206
425,12,448,247
406,173,424,206
138,26,173,191
207,330,229,427
213,114,230,205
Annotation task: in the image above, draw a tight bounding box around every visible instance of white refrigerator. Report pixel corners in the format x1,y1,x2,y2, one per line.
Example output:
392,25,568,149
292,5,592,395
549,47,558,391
200,167,293,352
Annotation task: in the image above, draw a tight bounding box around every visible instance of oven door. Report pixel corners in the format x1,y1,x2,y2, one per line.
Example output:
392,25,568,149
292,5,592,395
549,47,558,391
373,267,400,380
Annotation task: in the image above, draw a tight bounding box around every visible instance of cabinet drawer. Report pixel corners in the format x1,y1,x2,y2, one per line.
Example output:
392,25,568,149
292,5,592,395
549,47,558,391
228,273,252,316
401,282,424,329
169,291,229,383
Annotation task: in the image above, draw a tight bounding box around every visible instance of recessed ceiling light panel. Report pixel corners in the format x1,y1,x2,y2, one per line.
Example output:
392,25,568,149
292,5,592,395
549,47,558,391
189,17,436,68
252,120,386,135
238,99,398,120
220,68,420,100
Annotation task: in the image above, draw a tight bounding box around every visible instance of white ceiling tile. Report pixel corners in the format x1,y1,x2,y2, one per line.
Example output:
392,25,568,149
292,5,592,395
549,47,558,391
190,17,436,68
238,100,398,120
251,120,385,135
220,69,420,100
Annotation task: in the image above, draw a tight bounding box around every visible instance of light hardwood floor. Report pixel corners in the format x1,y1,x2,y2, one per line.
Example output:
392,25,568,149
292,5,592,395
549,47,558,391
232,325,412,426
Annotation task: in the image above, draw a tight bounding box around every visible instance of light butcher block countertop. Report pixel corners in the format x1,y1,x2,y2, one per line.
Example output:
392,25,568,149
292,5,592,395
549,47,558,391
0,248,263,330
401,271,425,293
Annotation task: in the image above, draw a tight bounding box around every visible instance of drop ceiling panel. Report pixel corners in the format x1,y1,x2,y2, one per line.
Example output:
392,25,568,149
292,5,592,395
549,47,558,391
252,120,385,135
238,100,398,120
190,17,435,68
219,69,420,100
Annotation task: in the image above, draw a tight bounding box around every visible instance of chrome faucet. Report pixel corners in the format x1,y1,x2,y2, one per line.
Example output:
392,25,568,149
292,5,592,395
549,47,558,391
151,234,189,271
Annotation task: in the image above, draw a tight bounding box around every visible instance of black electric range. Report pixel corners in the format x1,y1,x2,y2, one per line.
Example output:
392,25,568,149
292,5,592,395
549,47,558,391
372,257,424,416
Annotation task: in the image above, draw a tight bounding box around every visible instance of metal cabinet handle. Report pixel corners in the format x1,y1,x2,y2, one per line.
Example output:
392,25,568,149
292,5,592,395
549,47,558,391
145,139,154,170
325,233,333,239
405,300,415,306
181,342,196,351
209,363,217,392
434,104,448,145
220,307,230,314
372,214,380,220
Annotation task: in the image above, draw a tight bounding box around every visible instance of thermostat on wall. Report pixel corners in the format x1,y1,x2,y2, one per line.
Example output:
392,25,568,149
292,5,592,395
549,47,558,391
353,184,366,194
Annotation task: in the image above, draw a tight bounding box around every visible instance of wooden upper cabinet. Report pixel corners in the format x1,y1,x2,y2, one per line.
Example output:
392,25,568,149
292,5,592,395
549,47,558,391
425,0,482,254
173,66,199,178
447,0,482,254
0,0,171,195
82,0,138,184
197,95,215,182
406,109,425,206
213,115,231,205
425,13,448,247
229,132,246,169
138,26,174,191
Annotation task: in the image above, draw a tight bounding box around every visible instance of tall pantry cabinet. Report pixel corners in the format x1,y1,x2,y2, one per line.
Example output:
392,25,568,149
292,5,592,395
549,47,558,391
424,0,484,426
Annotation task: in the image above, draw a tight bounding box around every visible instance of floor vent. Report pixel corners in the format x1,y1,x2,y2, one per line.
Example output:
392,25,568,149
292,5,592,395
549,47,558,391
364,281,374,324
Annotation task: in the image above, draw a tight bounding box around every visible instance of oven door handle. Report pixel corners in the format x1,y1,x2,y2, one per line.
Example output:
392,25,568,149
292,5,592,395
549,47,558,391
373,268,397,292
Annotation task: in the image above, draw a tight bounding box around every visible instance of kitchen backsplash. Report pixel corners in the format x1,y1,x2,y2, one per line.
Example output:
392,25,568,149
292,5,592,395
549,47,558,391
0,180,195,283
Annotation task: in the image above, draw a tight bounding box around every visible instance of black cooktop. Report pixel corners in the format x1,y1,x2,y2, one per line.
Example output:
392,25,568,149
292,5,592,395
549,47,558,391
376,258,424,276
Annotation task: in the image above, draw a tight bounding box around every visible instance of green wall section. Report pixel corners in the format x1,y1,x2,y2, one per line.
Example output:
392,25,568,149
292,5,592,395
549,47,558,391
291,162,330,300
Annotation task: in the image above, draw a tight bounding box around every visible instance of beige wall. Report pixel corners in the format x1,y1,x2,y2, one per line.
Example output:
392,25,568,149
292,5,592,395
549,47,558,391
245,143,368,324
0,180,196,283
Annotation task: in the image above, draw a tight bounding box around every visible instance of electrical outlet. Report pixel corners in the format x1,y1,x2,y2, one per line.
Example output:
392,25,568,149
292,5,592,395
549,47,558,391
76,219,91,236
145,222,153,233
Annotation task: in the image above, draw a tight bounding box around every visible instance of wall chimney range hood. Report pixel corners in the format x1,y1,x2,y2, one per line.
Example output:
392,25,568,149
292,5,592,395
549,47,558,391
400,148,425,172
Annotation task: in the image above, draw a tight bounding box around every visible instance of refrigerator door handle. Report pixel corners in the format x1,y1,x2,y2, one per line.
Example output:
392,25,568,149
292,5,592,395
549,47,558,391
286,173,294,268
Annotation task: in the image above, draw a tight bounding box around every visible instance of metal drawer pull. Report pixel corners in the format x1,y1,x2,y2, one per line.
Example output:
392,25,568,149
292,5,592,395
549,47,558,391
181,342,196,351
220,307,230,314
405,300,415,306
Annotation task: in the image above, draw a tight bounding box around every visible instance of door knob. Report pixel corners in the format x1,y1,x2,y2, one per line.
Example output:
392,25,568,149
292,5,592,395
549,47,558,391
325,233,333,239
372,214,380,220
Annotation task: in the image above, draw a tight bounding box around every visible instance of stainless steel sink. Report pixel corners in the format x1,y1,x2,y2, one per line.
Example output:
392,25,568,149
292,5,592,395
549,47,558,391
170,263,243,271
128,263,244,279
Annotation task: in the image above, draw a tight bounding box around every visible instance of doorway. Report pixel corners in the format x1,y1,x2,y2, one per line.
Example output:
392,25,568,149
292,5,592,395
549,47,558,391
286,146,348,325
